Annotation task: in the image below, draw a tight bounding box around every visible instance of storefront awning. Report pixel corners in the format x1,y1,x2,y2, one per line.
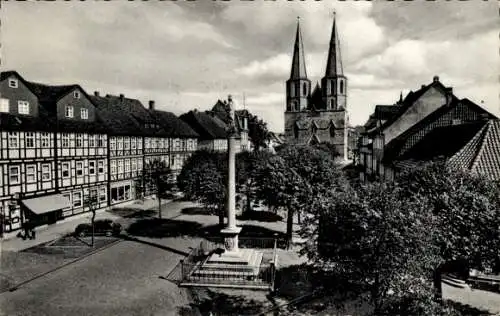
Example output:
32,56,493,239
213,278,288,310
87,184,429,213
22,194,71,215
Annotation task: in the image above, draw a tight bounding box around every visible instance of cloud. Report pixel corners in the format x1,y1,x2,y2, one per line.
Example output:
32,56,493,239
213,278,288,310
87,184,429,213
235,54,290,77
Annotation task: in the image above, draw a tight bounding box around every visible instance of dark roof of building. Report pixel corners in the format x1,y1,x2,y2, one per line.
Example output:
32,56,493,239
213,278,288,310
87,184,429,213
373,105,401,120
90,95,146,136
448,119,500,181
26,81,81,113
180,110,228,140
377,77,452,132
209,99,249,132
0,112,54,132
149,110,199,138
396,122,487,162
382,97,496,162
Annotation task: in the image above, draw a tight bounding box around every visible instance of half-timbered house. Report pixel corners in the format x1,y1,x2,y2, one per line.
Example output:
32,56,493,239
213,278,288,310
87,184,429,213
27,81,109,219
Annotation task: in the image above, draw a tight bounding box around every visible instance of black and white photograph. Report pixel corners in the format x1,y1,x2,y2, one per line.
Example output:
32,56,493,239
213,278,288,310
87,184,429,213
0,1,499,315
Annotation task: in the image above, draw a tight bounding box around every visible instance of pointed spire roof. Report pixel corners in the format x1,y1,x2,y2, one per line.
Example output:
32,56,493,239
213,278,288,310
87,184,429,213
290,17,308,80
325,11,344,77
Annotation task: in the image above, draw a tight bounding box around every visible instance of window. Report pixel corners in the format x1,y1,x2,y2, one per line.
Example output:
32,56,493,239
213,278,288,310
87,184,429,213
124,139,129,150
42,164,51,181
75,134,83,147
145,138,150,149
18,101,29,115
76,161,83,177
329,81,334,95
89,161,96,175
295,82,300,97
111,161,117,175
73,192,82,208
303,83,307,95
8,132,19,148
110,138,116,150
26,164,36,183
9,166,20,184
330,125,335,138
124,159,130,172
65,106,74,118
73,91,81,99
88,134,95,147
98,135,104,147
89,189,98,203
62,133,70,148
117,138,123,150
62,162,70,178
330,99,334,109
81,108,88,119
25,132,35,148
41,133,50,148
118,160,124,173
8,79,18,88
98,160,105,174
99,187,107,202
0,98,9,113
137,160,143,171
340,80,344,94
131,159,137,172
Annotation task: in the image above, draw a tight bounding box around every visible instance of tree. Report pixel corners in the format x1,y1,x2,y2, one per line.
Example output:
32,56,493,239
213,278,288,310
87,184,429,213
248,113,270,151
142,158,173,219
235,150,272,214
255,144,346,247
177,150,227,227
300,182,444,315
396,161,500,299
314,141,341,160
83,190,99,247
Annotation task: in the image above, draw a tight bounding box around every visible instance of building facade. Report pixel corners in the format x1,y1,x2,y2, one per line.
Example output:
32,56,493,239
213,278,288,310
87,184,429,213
0,71,199,234
284,15,348,161
358,76,498,182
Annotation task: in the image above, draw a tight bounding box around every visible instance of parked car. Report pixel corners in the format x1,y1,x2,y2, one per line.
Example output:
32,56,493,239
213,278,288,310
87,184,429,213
74,219,122,237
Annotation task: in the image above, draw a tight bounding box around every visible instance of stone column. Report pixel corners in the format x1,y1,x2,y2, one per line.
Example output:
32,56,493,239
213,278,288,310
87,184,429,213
220,130,242,256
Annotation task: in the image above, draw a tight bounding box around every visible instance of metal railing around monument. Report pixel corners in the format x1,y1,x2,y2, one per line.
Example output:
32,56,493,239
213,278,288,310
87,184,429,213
179,237,280,290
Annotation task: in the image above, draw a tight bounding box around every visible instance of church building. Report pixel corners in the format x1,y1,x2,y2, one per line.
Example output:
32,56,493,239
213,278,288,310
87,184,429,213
284,13,349,161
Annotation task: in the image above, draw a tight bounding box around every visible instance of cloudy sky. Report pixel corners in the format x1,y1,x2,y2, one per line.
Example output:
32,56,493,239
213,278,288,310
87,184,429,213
2,1,498,132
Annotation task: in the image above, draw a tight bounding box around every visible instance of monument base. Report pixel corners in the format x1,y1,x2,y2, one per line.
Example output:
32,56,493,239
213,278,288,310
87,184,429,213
192,248,263,279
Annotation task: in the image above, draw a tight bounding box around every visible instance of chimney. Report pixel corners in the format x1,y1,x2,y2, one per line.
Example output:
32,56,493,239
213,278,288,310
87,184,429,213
106,94,112,98
421,85,426,89
228,94,233,104
94,91,100,97
119,94,124,101
149,100,155,110
433,75,439,82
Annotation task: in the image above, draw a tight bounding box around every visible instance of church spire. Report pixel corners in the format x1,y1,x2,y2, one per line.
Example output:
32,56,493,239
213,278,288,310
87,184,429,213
325,11,343,77
290,16,308,80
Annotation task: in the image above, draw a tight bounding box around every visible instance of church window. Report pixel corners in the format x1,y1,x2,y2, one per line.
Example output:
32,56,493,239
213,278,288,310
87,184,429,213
296,82,300,96
303,83,307,96
340,81,344,94
329,81,334,95
330,125,335,138
330,99,335,109
290,83,295,97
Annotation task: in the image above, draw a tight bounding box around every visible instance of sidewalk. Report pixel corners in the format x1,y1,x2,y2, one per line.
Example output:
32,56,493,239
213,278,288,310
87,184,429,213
1,197,173,252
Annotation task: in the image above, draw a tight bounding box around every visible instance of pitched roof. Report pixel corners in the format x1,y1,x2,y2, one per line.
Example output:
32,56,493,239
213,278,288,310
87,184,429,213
290,19,308,80
376,78,451,132
150,110,199,138
90,95,146,136
325,15,343,77
209,100,248,132
373,105,401,120
382,97,496,162
0,112,54,132
397,122,487,162
26,81,80,113
448,119,500,181
180,110,228,140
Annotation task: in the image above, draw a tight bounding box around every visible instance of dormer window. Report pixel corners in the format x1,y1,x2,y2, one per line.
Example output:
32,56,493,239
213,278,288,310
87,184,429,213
8,79,18,88
65,106,74,118
73,91,81,99
81,108,88,119
0,98,9,113
18,101,30,115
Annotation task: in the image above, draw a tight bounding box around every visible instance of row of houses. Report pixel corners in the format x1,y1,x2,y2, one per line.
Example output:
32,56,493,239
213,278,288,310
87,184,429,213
358,75,500,182
0,71,249,234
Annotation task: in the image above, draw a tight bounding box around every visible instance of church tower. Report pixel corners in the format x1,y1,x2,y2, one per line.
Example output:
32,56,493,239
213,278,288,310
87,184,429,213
321,12,347,111
285,17,311,112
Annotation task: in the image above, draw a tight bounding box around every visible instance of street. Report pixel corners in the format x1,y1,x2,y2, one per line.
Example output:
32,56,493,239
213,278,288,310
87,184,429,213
0,239,196,316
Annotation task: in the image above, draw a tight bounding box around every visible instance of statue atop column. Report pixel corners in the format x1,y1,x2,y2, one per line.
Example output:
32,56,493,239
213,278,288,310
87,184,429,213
227,95,238,136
